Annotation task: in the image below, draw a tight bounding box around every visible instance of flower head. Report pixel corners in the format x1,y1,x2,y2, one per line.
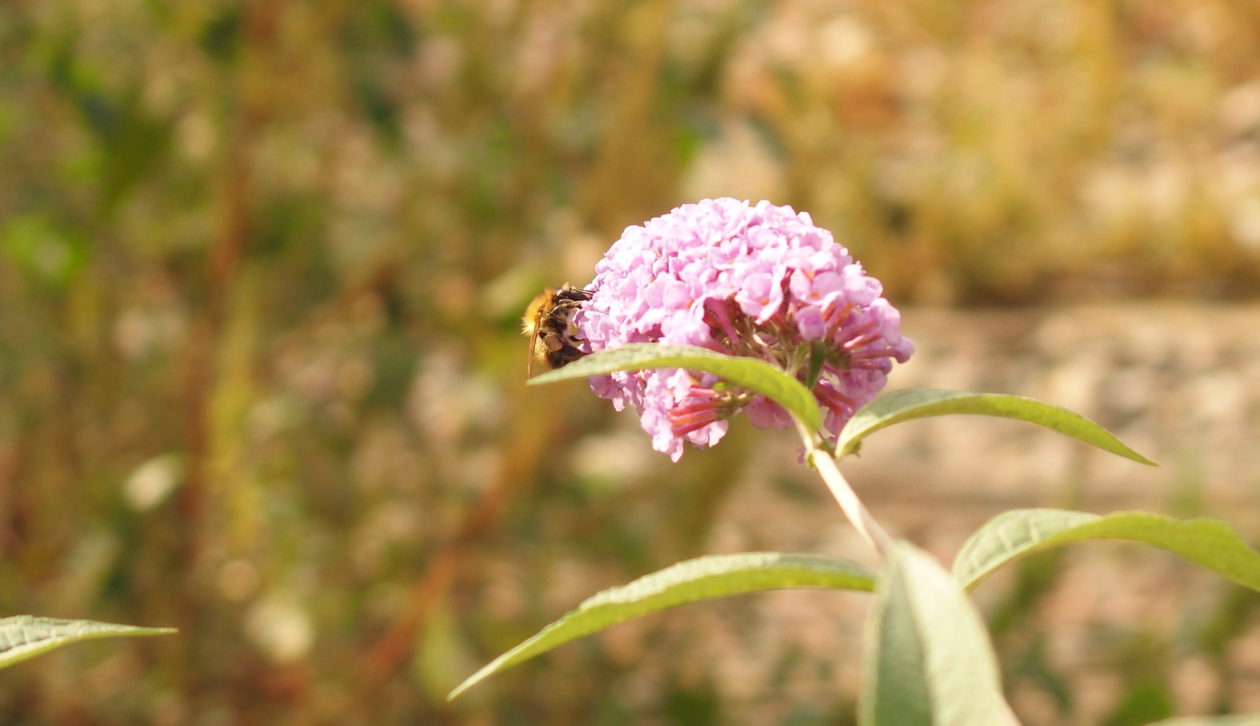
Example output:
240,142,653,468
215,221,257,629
576,198,914,460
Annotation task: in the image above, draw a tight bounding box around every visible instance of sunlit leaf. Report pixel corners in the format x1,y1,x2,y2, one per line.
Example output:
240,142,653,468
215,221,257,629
953,509,1260,593
0,616,176,669
836,388,1155,465
861,541,1013,726
449,552,875,700
528,344,824,434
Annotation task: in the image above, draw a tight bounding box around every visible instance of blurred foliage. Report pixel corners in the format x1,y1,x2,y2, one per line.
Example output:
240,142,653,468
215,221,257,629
1,0,1258,723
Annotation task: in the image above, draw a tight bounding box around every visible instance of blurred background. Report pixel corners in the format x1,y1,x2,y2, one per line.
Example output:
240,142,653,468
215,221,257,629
1,1,1258,724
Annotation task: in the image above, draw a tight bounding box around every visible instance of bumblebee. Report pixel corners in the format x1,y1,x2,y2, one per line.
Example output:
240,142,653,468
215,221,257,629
522,284,594,374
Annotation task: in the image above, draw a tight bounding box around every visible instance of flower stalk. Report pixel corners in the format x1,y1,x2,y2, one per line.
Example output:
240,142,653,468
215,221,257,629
795,419,894,556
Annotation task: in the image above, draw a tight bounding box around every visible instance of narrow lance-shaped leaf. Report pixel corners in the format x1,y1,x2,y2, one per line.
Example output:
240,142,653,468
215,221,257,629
861,541,1014,726
0,616,176,669
954,509,1260,593
528,343,824,436
449,552,875,700
836,388,1156,465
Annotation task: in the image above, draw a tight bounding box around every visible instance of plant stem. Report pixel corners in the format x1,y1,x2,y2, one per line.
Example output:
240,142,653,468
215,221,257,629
797,422,893,556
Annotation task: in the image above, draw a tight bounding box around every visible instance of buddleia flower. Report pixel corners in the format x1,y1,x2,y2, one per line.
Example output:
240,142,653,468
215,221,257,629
575,198,914,461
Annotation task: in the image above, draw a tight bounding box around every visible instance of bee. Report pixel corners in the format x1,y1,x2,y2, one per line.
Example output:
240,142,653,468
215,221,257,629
522,284,595,375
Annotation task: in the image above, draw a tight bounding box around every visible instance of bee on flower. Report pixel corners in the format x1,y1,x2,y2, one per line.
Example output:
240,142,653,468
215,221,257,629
547,198,914,461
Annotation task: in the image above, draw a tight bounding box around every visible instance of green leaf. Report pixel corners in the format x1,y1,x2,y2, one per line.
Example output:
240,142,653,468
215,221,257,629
836,388,1156,465
1144,718,1260,726
448,552,875,700
861,541,1012,726
953,509,1260,593
0,616,176,669
528,343,823,434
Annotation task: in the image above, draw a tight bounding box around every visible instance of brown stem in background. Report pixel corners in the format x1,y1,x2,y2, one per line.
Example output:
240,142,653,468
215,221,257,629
175,0,279,711
178,22,262,580
179,135,252,571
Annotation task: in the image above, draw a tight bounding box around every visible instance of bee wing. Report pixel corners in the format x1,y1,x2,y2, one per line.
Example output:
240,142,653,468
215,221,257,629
527,332,537,376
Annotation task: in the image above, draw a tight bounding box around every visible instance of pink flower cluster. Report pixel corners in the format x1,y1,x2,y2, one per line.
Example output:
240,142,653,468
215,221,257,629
576,198,914,460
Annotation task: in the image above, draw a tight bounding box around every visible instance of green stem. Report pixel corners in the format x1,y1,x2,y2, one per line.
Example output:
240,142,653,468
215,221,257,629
796,420,893,557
